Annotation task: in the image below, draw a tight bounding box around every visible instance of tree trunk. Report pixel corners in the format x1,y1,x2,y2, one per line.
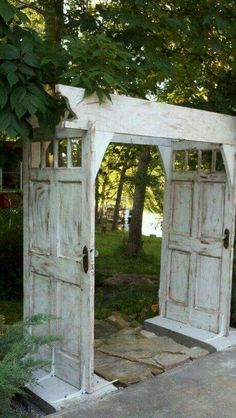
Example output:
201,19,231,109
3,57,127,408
112,164,127,231
39,0,64,45
127,149,151,256
98,172,108,223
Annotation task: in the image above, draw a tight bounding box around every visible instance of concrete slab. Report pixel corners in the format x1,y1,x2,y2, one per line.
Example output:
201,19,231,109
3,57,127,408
144,316,236,352
27,369,117,413
48,347,236,418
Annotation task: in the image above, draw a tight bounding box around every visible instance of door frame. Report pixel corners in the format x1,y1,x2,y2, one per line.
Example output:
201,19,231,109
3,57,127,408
24,83,236,392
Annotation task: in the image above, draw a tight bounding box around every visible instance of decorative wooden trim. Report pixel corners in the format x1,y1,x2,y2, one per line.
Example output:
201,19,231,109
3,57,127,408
221,145,236,187
56,84,236,145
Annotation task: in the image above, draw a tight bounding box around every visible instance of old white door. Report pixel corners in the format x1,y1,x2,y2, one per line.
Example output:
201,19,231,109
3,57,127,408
160,148,235,334
23,129,95,391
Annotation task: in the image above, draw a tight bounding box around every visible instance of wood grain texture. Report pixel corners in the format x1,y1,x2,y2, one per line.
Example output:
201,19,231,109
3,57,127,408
56,84,236,145
160,148,235,334
24,131,96,391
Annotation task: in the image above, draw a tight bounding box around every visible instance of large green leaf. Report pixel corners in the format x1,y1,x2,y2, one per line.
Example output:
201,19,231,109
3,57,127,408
0,110,12,131
12,116,30,137
7,71,18,87
18,63,34,77
10,86,27,109
22,95,37,116
0,44,19,60
0,78,9,109
23,52,40,68
0,61,17,72
0,0,14,24
15,103,27,119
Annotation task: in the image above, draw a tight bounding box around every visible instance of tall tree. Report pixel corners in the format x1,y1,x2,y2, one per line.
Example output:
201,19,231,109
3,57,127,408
127,148,151,256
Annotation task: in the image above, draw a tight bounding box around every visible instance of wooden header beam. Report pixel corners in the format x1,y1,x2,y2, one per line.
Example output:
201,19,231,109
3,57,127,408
56,84,236,146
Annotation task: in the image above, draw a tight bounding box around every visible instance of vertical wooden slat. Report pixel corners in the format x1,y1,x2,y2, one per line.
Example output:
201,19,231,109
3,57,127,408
23,138,30,319
212,150,217,172
41,141,46,168
53,139,58,168
172,150,176,171
198,150,202,172
80,124,95,394
184,150,188,171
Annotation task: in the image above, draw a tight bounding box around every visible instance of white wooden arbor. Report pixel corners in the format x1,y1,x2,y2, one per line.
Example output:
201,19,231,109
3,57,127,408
24,84,236,398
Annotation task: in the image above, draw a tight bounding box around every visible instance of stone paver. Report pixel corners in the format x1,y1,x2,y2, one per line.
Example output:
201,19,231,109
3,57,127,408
94,324,210,385
94,319,117,339
49,347,236,418
95,351,155,385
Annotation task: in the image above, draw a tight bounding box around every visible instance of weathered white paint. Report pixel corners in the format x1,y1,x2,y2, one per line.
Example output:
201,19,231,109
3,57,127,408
24,85,236,401
24,127,96,392
221,145,235,187
56,84,236,145
94,131,114,178
161,151,235,335
158,146,172,180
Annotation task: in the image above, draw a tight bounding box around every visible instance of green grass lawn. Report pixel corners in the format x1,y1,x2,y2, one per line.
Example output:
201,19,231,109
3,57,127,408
95,228,162,322
0,229,162,324
95,228,162,282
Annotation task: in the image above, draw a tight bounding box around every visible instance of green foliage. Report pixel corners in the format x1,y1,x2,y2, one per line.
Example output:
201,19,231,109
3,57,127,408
0,313,60,418
0,0,62,138
0,208,23,300
94,0,236,113
63,33,139,102
0,301,22,324
95,287,158,322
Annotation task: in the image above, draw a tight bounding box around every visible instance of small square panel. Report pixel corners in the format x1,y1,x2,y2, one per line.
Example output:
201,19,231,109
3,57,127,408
71,139,82,167
187,151,198,171
201,150,212,171
31,142,41,168
174,151,186,171
200,182,225,238
58,140,67,167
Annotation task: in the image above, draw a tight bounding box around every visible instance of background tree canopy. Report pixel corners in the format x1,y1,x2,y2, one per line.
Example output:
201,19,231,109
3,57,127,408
0,0,235,139
0,0,235,254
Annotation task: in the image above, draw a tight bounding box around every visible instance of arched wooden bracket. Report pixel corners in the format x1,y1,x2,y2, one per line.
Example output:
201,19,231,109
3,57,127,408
221,145,235,188
94,131,114,179
157,145,172,181
83,246,89,273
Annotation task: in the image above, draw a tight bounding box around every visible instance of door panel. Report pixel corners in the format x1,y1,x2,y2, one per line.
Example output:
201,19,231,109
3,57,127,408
171,181,193,235
194,255,221,311
29,181,51,255
169,250,190,305
58,181,82,259
24,134,95,390
162,148,234,334
200,182,225,238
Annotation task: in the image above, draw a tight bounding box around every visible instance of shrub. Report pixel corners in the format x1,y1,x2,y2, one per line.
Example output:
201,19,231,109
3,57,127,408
0,314,60,418
0,209,23,300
